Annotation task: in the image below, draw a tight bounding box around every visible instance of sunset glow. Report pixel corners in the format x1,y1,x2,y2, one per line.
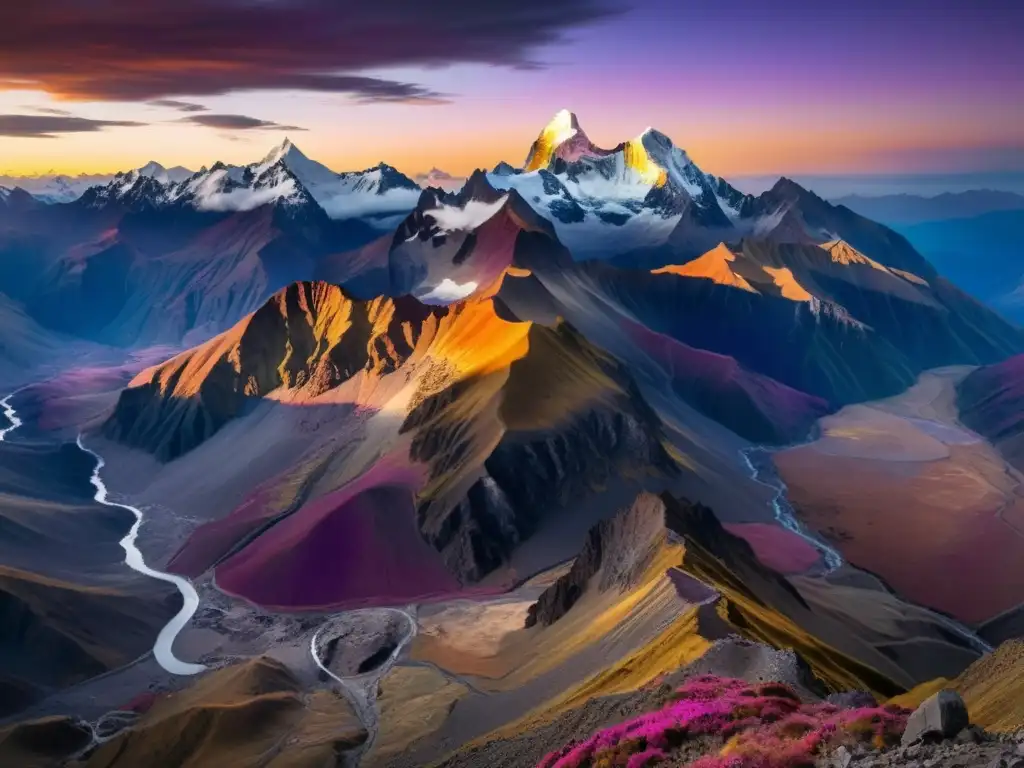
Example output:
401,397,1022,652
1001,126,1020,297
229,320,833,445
0,0,1020,180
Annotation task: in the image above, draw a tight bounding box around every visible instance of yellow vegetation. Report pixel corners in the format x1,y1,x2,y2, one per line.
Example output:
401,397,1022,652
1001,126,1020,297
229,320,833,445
369,666,469,765
83,658,366,768
887,640,1024,731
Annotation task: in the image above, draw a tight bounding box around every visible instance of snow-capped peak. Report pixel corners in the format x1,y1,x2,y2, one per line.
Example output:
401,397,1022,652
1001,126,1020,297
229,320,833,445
258,137,299,169
545,109,581,147
136,161,194,185
138,161,166,177
524,109,595,171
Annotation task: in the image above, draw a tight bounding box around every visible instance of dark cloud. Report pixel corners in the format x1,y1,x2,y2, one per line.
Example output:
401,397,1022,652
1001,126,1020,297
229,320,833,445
0,115,145,138
180,114,306,132
0,0,618,103
149,99,208,113
26,106,74,116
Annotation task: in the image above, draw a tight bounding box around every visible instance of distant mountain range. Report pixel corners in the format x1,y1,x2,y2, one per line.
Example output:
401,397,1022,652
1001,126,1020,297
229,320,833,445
825,191,1024,323
834,190,1024,226
0,115,958,354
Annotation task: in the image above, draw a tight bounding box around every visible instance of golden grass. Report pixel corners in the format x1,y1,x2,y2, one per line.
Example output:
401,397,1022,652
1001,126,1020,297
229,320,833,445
411,541,686,687
84,658,366,768
462,605,711,750
369,666,470,765
887,678,949,710
888,640,1024,731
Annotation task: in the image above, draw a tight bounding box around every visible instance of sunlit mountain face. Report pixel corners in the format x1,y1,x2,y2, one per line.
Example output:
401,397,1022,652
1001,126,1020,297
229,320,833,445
2,2,1024,766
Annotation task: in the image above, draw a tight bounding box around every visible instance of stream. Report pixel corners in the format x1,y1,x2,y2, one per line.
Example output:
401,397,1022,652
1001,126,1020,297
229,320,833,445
740,444,844,573
310,607,418,760
77,435,207,676
739,443,992,654
0,389,206,676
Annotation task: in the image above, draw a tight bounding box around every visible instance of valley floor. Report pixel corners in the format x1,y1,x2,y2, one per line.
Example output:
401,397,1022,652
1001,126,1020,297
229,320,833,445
776,367,1024,625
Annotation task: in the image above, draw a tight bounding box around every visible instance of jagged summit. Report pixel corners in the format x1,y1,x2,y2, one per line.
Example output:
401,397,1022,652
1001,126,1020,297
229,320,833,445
491,160,519,176
545,109,582,144
523,108,610,171
258,137,301,168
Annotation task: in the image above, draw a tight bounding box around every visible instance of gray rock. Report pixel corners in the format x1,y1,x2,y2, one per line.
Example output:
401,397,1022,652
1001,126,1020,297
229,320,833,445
985,752,1024,768
901,690,970,746
833,745,852,768
955,725,988,745
826,690,879,709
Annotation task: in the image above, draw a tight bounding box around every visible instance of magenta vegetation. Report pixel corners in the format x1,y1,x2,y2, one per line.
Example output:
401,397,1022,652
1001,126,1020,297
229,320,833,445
537,676,909,768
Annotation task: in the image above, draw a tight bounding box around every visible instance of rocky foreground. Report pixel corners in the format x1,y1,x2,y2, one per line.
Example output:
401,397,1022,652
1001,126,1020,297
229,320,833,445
440,636,1024,768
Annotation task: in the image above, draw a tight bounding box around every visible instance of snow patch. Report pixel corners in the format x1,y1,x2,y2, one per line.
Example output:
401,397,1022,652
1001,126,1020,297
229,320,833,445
425,196,508,232
417,278,480,303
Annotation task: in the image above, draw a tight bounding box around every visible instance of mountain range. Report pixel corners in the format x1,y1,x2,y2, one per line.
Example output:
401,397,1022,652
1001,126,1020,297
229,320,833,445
87,110,1023,595
4,109,1024,768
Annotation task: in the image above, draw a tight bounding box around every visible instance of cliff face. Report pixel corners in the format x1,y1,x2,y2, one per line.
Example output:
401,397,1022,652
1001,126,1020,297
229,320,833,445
404,321,680,583
525,492,669,627
103,281,446,460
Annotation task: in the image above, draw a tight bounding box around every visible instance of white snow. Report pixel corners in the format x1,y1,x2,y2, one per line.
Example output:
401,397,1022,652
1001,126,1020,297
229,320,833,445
487,153,684,260
558,208,681,260
544,109,579,147
714,192,741,222
137,161,194,185
187,168,299,212
417,278,480,303
752,206,787,237
425,196,507,232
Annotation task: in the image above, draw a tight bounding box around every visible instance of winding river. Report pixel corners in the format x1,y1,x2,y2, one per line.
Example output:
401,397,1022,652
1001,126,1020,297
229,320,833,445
740,445,844,573
77,436,206,676
0,389,23,441
0,389,205,676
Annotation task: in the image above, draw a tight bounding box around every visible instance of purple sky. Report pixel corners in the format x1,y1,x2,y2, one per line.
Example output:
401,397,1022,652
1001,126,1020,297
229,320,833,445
0,0,1020,181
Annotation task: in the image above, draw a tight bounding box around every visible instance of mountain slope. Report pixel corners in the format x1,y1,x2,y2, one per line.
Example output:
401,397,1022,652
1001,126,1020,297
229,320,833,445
0,172,380,346
82,657,367,768
103,281,682,604
496,238,1023,412
0,565,177,717
957,352,1024,471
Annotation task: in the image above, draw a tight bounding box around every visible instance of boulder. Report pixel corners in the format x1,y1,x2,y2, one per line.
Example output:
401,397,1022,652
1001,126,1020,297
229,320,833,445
901,689,970,746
